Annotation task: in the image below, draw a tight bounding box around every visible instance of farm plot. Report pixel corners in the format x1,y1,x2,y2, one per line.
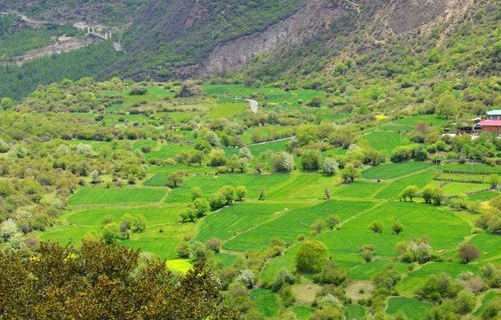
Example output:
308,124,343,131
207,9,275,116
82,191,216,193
439,164,501,175
145,144,195,161
467,233,501,264
223,200,375,252
396,262,479,296
386,297,432,320
41,204,193,259
332,181,387,199
68,187,166,205
364,131,410,155
250,289,280,317
195,202,293,243
362,162,432,180
441,182,491,197
261,202,470,283
375,171,435,200
165,173,293,203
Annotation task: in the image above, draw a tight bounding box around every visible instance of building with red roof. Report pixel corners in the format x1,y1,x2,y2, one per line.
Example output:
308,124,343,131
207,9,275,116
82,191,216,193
479,119,501,132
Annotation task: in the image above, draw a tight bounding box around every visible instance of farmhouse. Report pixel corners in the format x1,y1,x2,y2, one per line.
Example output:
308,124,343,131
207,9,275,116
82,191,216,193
479,110,501,133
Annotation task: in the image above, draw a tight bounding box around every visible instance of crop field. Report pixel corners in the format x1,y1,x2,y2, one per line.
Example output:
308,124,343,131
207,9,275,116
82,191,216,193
386,297,432,320
362,162,433,180
145,144,195,161
364,131,410,155
441,182,491,196
68,187,166,205
41,204,194,259
375,171,435,199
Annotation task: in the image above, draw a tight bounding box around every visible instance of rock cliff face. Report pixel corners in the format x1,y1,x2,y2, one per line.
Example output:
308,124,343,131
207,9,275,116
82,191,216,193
197,0,352,75
372,0,472,36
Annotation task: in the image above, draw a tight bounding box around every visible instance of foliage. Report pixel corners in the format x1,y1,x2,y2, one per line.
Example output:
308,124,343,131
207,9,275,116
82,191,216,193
295,240,329,274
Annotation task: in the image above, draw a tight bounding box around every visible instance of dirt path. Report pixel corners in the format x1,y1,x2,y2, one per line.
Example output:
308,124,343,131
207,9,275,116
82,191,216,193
245,99,259,113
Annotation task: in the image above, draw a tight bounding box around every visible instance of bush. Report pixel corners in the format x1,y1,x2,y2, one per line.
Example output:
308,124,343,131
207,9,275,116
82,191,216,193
322,158,339,176
458,244,480,264
369,221,384,234
295,240,329,273
129,87,148,95
301,150,321,171
272,152,295,173
313,261,347,285
206,238,222,253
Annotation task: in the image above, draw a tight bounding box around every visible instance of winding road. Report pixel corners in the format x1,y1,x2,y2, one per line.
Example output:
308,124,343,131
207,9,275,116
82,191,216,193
245,99,259,113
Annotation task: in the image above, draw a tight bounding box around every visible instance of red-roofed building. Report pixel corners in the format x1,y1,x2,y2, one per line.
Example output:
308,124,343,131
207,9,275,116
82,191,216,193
479,120,501,132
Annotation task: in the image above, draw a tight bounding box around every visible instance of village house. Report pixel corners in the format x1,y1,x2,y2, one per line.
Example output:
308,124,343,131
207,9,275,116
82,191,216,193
480,110,501,133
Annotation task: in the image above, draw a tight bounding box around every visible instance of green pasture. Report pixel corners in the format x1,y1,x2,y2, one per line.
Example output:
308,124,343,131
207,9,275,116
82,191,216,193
364,131,409,155
195,202,291,243
375,171,435,200
224,200,375,252
332,181,387,199
251,289,280,317
345,305,366,320
241,126,294,144
441,182,490,197
145,144,195,161
467,233,501,264
396,262,479,296
468,191,499,202
439,163,501,174
362,162,432,180
261,202,470,283
41,204,194,259
205,102,247,118
294,306,315,320
386,297,432,320
68,187,166,205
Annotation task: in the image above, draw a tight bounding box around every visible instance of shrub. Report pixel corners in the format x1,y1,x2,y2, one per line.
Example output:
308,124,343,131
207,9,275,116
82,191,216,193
301,150,321,171
236,186,247,201
459,244,480,264
272,152,295,173
322,158,339,176
400,185,418,202
369,221,384,234
206,238,222,253
416,274,461,303
295,240,329,273
313,261,347,285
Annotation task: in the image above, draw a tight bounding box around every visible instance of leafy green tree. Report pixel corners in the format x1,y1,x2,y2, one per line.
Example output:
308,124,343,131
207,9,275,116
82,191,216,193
167,171,186,188
295,240,329,273
193,198,210,217
392,221,404,235
272,152,295,173
301,150,321,171
322,158,339,176
191,186,203,200
369,221,384,234
435,93,459,119
401,185,418,202
236,186,247,201
341,163,360,183
0,97,14,110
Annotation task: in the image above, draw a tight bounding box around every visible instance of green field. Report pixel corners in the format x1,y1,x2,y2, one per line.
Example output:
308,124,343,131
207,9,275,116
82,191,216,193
386,297,432,320
68,187,166,205
362,162,433,180
364,131,410,155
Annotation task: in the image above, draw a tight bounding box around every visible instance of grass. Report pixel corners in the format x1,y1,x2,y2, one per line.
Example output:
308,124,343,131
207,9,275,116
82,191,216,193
205,102,247,118
345,305,366,320
224,200,375,252
440,163,501,174
294,306,315,320
41,204,195,259
364,131,409,155
441,182,490,196
386,297,432,320
375,171,435,200
250,289,279,317
195,202,291,243
145,144,195,160
396,262,479,296
362,162,432,180
68,187,166,205
475,291,501,316
468,233,501,264
468,191,499,202
332,181,387,199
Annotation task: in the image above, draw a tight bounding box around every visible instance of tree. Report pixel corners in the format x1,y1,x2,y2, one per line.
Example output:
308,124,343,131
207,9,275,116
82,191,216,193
436,93,459,119
167,171,186,188
206,238,223,253
313,261,346,285
459,244,480,264
191,186,203,200
341,163,360,183
236,186,247,201
311,219,326,234
370,221,384,234
0,241,240,320
102,223,120,244
176,80,201,97
326,216,339,230
359,244,375,263
272,152,295,173
322,158,339,176
193,198,210,217
177,242,191,258
422,186,434,204
432,187,444,205
295,240,329,273
0,219,18,242
401,185,418,202
208,150,226,167
488,174,500,189
392,221,404,235
301,150,321,171
0,97,14,110
453,290,476,315
90,170,101,184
